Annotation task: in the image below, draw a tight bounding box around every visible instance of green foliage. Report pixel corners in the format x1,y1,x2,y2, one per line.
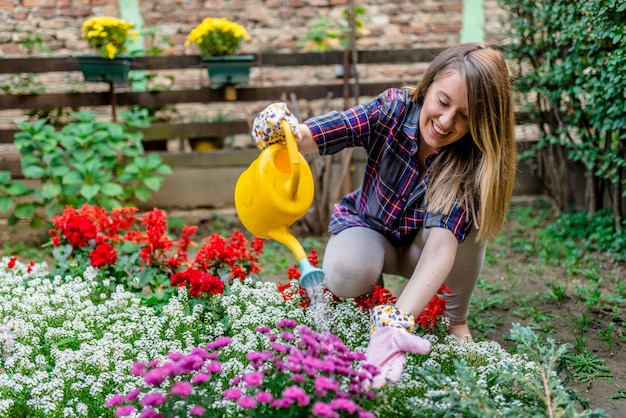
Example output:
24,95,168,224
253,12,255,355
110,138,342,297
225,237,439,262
0,110,171,226
499,0,626,218
299,5,370,52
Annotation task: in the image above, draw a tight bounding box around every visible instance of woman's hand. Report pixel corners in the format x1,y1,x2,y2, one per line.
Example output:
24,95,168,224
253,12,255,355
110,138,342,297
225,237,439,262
251,102,301,149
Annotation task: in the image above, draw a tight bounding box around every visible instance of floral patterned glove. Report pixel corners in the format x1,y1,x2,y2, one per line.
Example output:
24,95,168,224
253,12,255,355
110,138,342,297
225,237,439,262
364,305,431,389
251,102,301,149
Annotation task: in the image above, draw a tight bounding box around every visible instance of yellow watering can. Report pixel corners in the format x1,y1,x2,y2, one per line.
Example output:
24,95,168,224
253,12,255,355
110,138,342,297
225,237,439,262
234,120,324,289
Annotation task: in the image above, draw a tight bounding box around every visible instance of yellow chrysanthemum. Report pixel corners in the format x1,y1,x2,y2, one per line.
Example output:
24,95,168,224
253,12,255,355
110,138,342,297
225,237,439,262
186,17,250,57
81,16,138,59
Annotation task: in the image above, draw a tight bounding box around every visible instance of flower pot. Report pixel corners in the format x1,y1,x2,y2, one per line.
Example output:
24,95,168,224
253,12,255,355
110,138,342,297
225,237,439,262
77,55,132,83
189,137,225,151
202,55,254,87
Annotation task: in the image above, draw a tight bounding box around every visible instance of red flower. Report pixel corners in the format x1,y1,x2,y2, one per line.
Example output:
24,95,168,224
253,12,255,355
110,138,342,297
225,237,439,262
354,285,397,312
62,215,97,248
7,256,17,269
170,268,225,297
90,242,118,268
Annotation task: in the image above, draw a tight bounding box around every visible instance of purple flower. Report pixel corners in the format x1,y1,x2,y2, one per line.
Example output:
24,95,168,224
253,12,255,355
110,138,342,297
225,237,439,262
144,368,168,386
256,391,273,403
140,392,167,407
237,395,257,409
315,376,339,393
180,354,204,372
115,405,136,417
255,326,271,333
276,318,297,328
207,360,222,373
270,342,290,353
131,362,146,376
127,388,141,401
190,347,210,359
192,372,210,385
170,381,193,397
291,373,305,383
243,371,263,387
206,336,232,350
359,411,376,418
139,407,163,418
267,333,277,342
281,331,296,341
105,394,125,407
190,405,205,416
282,385,310,406
167,352,185,361
223,387,243,400
271,398,294,408
312,401,339,418
330,398,357,413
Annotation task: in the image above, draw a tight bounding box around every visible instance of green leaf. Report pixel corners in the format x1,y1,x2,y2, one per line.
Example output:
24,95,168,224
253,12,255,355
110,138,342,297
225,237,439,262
41,183,61,199
0,171,10,183
80,184,100,201
13,203,35,219
0,196,13,213
133,186,152,202
22,165,46,179
62,171,83,185
143,175,163,191
101,182,124,197
5,182,32,196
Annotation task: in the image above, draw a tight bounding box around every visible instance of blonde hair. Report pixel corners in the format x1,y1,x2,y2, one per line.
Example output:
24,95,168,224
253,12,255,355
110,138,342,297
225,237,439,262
407,43,517,242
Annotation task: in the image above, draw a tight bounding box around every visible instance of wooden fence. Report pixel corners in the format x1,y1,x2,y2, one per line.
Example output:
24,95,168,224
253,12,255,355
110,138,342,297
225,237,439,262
0,48,544,212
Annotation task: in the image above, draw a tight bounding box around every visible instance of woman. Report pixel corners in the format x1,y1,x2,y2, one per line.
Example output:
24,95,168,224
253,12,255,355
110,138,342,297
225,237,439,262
251,43,517,388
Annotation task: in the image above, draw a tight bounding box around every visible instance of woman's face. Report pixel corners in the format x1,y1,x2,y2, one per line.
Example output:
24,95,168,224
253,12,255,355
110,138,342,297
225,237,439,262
418,72,470,154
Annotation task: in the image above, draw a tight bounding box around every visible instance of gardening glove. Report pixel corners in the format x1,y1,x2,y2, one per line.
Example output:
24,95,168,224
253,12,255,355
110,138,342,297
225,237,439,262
251,102,301,149
364,305,431,389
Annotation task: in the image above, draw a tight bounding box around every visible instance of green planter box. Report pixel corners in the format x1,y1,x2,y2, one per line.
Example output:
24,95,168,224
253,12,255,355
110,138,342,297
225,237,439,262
76,55,132,83
203,55,254,87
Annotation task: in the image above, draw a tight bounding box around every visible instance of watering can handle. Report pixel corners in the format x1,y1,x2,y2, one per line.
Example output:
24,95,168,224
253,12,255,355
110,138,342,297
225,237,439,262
282,120,301,199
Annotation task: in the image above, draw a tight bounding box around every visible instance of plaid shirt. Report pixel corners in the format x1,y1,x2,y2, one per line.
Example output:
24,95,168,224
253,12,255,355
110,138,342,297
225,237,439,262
304,88,472,246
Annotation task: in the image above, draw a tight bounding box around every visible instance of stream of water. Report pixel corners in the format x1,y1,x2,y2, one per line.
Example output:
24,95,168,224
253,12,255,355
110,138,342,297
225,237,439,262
304,282,331,333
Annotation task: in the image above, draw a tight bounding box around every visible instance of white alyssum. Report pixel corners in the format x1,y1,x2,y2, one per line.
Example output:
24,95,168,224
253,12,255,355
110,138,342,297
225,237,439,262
0,259,218,417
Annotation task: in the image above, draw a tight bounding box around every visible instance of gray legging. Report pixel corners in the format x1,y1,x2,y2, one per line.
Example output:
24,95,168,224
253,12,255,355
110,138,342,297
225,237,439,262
322,226,486,323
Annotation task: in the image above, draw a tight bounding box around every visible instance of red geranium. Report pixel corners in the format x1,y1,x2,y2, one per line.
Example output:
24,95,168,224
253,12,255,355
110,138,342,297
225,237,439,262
89,241,118,268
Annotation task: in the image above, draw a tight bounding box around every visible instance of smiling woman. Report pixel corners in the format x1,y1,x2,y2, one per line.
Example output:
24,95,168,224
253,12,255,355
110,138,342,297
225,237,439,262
250,42,517,388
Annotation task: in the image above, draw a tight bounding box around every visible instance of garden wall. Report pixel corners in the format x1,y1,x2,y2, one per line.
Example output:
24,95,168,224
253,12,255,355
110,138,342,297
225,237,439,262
0,0,548,219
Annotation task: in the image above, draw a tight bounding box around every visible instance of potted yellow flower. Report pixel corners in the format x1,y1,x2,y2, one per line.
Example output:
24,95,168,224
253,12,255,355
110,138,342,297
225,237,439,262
77,16,139,83
186,17,254,87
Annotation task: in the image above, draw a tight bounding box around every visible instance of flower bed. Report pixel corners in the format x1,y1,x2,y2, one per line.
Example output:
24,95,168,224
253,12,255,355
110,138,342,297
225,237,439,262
0,204,604,417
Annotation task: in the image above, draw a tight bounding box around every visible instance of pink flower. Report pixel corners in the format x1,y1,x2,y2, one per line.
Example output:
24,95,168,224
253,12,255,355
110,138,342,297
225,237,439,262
315,376,339,393
190,405,205,416
206,336,231,350
127,388,141,401
243,371,263,387
115,405,136,417
140,392,167,406
143,368,168,386
131,362,146,376
282,385,310,406
256,391,273,403
330,398,357,414
312,401,339,418
223,387,243,400
207,360,222,373
139,408,163,418
237,395,257,409
105,394,125,407
192,372,210,385
170,381,193,397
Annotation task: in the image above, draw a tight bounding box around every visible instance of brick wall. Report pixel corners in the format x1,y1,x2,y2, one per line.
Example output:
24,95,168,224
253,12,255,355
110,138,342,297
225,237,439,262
0,0,508,58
